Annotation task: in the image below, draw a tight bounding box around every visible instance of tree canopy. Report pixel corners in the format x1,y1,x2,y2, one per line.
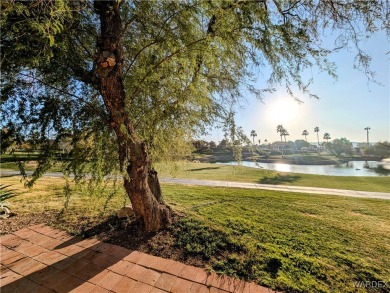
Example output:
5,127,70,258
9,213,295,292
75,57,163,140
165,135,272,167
1,0,388,231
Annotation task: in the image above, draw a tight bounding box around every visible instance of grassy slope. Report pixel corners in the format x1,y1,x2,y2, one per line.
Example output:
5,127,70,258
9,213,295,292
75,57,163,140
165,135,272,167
156,161,390,193
163,184,390,292
1,176,389,292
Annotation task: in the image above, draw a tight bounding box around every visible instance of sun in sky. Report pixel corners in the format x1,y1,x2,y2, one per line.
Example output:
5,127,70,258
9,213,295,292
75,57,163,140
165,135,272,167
204,31,388,144
264,96,302,125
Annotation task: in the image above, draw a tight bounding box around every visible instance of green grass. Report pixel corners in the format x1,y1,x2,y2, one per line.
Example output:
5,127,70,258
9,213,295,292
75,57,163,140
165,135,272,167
0,152,40,162
163,184,390,292
156,161,390,193
1,176,389,292
0,154,63,172
0,177,127,226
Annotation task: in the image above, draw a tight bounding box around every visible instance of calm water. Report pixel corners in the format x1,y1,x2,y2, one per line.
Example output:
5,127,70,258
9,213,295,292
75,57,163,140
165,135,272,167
216,160,389,177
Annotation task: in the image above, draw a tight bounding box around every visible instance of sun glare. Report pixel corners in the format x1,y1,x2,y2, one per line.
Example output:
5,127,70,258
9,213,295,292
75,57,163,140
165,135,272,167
265,98,301,125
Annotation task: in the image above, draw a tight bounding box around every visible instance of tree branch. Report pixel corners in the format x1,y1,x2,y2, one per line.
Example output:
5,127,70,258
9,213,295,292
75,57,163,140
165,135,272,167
124,40,158,77
17,72,104,118
130,36,208,98
73,34,94,59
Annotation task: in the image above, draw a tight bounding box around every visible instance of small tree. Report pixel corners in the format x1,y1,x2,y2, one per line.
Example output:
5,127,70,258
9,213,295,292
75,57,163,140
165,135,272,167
295,139,310,150
1,124,18,154
364,141,390,158
329,138,353,157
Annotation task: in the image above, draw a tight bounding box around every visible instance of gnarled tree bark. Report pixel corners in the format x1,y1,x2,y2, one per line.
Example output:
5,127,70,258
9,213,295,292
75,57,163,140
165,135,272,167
94,1,172,232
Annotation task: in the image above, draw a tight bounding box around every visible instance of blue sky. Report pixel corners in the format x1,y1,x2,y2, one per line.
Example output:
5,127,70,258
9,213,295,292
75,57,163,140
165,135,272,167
203,30,389,144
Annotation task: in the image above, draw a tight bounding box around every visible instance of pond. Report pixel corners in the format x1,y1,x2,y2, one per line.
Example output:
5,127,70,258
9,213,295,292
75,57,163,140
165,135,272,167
215,160,389,177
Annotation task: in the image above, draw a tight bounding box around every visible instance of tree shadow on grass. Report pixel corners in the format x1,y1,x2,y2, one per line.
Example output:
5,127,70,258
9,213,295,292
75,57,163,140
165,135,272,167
259,174,301,185
188,167,221,172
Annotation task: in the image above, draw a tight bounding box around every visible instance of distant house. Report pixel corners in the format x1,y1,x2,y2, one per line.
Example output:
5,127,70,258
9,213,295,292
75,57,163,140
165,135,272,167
218,139,229,148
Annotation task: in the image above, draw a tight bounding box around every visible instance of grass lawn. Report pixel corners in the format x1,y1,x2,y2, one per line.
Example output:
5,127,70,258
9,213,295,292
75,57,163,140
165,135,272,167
0,152,40,162
156,161,390,193
0,160,63,172
164,184,390,292
1,176,389,292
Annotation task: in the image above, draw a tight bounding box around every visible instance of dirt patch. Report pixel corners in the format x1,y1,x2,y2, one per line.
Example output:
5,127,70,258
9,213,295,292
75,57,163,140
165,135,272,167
0,212,58,235
0,212,207,269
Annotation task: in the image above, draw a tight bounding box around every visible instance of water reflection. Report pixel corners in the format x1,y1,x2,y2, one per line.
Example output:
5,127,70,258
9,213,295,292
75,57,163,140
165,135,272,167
216,161,389,177
274,163,291,173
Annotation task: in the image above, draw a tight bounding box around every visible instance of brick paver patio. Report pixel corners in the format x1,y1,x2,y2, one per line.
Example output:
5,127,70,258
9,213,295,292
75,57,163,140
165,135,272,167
1,224,277,292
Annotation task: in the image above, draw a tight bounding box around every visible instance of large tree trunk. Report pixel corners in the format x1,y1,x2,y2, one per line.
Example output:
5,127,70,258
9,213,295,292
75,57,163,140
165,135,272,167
94,1,172,232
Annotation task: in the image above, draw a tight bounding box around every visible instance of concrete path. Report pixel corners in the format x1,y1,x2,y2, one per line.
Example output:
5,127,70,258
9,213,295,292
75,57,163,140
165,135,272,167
1,225,276,293
1,170,389,200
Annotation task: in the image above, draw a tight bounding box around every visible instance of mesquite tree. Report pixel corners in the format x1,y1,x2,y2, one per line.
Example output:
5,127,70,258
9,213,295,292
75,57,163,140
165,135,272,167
1,0,388,231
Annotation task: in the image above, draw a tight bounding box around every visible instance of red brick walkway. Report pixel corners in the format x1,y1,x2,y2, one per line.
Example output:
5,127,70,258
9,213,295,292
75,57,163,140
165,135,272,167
1,224,277,293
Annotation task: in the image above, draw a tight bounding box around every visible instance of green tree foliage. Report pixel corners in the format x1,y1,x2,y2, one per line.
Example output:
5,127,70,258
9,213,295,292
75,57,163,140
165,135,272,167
0,123,21,154
329,138,353,157
364,141,390,158
222,111,250,164
1,0,388,231
218,139,228,148
295,139,310,150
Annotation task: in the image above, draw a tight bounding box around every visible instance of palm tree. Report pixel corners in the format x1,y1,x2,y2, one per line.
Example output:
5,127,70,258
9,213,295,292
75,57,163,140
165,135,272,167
280,128,289,157
323,132,331,143
282,129,289,143
302,130,309,142
276,125,284,142
314,126,320,148
250,130,257,145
